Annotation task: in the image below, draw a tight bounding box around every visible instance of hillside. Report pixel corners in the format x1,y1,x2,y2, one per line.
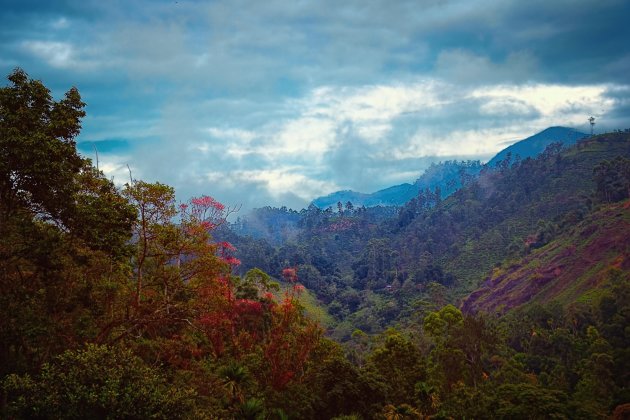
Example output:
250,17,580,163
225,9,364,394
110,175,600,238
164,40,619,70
462,200,630,314
487,126,587,167
224,132,630,338
414,132,630,294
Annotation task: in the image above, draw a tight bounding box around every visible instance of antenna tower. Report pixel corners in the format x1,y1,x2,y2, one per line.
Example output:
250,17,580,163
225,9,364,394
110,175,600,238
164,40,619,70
588,116,596,136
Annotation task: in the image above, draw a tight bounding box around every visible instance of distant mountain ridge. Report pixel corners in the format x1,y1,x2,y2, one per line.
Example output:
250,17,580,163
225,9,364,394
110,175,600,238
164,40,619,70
312,160,482,209
313,126,587,209
487,126,588,167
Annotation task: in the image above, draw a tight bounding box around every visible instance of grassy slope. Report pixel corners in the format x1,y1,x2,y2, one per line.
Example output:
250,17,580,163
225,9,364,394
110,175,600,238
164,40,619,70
461,200,630,314
276,283,336,329
298,287,336,328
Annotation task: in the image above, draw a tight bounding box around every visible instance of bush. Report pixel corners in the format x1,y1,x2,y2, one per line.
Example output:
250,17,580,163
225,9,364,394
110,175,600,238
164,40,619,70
3,344,197,419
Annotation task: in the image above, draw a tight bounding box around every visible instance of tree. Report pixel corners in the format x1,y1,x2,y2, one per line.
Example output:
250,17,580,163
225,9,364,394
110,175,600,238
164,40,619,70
0,69,135,378
366,329,425,407
382,403,422,420
218,361,251,405
0,68,85,223
593,156,630,203
122,180,178,309
2,344,197,419
235,268,280,300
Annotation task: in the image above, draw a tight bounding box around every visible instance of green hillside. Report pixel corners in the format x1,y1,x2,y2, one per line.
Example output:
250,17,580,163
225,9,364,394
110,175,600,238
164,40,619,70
437,133,630,294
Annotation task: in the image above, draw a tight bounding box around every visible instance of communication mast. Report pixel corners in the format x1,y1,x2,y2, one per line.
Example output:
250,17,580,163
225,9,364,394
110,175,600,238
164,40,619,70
588,116,596,136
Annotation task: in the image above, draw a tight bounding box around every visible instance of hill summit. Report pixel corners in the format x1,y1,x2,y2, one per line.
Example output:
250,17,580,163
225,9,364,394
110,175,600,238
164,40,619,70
487,126,588,167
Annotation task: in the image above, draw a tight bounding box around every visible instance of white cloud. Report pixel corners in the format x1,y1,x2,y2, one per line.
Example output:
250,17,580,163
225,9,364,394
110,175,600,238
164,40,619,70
140,78,623,206
51,17,70,30
22,41,74,68
397,128,526,158
302,82,446,123
471,84,615,119
86,154,134,186
207,127,257,143
205,168,340,201
21,40,101,71
270,117,337,157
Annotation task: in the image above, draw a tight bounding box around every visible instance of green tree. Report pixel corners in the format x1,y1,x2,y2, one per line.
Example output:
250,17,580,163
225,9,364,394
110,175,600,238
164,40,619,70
2,344,197,419
0,69,135,379
0,68,84,223
218,361,251,405
235,268,280,300
593,156,630,203
366,329,425,407
382,403,422,420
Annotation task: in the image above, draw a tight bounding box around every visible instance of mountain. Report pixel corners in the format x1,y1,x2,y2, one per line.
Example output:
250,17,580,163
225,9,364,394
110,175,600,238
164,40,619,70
312,126,587,209
311,185,414,209
312,160,482,209
487,126,588,167
461,200,630,314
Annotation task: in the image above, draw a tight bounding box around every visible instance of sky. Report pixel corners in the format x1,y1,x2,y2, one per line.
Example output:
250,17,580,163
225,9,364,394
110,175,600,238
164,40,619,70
1,0,630,211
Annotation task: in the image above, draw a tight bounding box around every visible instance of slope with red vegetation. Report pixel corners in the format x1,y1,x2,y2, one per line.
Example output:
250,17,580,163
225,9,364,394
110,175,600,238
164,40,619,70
462,200,630,314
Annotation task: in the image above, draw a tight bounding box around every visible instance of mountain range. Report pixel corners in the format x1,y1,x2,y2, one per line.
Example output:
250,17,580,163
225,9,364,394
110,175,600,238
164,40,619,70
312,126,588,209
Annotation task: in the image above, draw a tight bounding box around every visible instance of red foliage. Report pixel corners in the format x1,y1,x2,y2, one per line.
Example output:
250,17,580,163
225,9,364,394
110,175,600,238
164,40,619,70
323,219,356,232
182,195,228,233
263,292,275,301
234,299,263,315
200,220,216,230
282,267,298,283
191,195,225,212
218,241,237,251
263,297,321,390
223,256,241,266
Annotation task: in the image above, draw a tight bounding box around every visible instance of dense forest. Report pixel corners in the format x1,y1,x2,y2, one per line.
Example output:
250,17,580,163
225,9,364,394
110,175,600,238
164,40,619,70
2,70,630,419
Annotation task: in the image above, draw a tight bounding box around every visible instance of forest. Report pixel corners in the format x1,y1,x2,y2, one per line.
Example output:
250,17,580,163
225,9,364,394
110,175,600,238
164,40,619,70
1,70,630,419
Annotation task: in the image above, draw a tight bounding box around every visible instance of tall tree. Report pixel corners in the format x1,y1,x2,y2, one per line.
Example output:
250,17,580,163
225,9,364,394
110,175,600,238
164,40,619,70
0,69,135,378
0,68,84,223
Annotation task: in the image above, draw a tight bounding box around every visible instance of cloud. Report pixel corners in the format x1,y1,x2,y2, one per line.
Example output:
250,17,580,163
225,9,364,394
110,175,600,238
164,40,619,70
205,168,339,201
2,0,630,212
112,77,621,210
435,50,540,84
22,41,76,69
470,84,615,124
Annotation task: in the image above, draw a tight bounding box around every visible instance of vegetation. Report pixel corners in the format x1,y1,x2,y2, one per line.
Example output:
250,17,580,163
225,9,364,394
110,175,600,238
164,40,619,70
1,69,629,418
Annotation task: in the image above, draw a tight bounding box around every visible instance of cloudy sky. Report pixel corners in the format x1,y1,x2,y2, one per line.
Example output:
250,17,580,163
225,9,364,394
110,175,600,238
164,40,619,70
2,0,629,210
